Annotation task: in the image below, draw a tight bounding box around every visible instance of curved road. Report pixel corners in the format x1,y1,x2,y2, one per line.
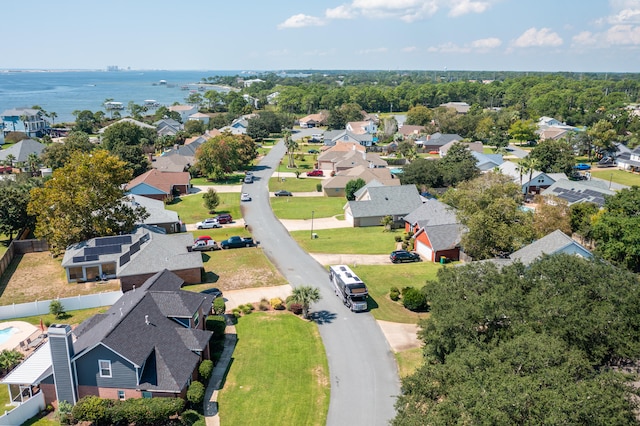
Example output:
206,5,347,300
241,141,400,425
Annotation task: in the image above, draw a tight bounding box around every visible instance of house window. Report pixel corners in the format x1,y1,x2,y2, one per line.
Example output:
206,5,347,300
101,262,116,275
99,360,112,378
193,311,199,327
68,267,84,281
142,391,152,399
117,390,125,401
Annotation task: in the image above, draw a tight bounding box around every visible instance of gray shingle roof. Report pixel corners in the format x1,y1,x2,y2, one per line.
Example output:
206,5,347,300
72,270,213,392
348,185,423,218
404,198,458,227
0,139,45,163
422,223,466,251
509,230,592,266
541,178,615,206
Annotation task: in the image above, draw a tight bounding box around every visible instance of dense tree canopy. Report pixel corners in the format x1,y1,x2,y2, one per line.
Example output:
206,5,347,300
591,186,640,272
27,150,148,255
529,138,576,174
441,172,534,259
394,254,640,425
41,131,94,169
195,132,257,180
100,121,155,177
0,177,42,240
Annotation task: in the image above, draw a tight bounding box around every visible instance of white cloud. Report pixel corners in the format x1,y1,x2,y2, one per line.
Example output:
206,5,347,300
513,27,563,47
326,5,353,19
449,0,492,17
606,0,640,24
357,47,389,54
471,37,502,49
427,42,471,53
605,24,640,44
572,31,598,46
402,46,418,52
277,14,325,29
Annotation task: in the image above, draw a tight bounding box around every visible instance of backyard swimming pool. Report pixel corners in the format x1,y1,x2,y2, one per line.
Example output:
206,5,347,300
0,327,18,345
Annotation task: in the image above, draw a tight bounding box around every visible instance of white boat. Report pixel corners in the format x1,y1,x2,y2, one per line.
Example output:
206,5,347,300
159,80,167,85
104,101,124,110
144,100,160,107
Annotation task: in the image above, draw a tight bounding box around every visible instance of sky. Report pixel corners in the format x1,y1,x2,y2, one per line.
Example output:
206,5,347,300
2,0,639,73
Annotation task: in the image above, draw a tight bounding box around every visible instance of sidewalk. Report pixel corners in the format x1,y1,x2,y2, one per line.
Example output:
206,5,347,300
204,316,237,426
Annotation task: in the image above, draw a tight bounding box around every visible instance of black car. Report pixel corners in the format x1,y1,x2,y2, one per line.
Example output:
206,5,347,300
390,250,421,263
274,190,293,197
200,287,223,298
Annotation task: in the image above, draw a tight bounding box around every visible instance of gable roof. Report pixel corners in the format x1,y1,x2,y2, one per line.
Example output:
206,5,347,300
72,269,212,392
0,138,45,162
398,124,425,137
541,178,615,206
415,223,466,252
323,166,399,190
299,113,327,124
509,230,592,266
440,140,484,156
439,102,471,114
404,198,459,227
472,151,504,170
124,194,179,225
98,118,155,134
416,133,463,147
347,184,423,218
126,169,190,195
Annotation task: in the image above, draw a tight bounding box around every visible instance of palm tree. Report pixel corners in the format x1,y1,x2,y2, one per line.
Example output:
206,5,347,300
27,152,40,176
5,154,16,169
284,130,298,168
291,286,322,319
48,111,57,126
19,114,29,136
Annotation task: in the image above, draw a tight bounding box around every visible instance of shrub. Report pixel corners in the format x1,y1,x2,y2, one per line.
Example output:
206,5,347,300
110,397,184,425
232,308,241,318
401,241,409,251
394,235,402,242
402,287,428,311
403,233,413,241
187,381,205,405
241,304,253,315
56,400,73,425
206,315,227,337
289,302,303,315
270,297,284,310
71,396,112,425
401,287,412,296
285,295,294,304
389,286,400,301
212,297,226,315
181,409,203,426
259,298,271,311
316,183,322,192
49,300,66,319
199,360,214,382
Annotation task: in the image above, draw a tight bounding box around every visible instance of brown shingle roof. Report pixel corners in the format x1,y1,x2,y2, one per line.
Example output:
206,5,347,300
126,170,190,194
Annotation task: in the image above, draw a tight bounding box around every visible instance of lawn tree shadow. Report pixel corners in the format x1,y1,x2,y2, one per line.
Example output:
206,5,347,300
309,310,337,324
203,271,220,283
367,297,379,311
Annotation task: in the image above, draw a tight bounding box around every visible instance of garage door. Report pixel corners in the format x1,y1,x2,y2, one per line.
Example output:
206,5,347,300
416,241,433,262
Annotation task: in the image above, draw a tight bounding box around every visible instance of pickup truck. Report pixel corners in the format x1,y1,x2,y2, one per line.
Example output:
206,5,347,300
191,240,220,251
220,236,254,249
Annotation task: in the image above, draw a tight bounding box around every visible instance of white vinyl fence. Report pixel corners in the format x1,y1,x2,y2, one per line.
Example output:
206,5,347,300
0,291,123,321
0,392,44,425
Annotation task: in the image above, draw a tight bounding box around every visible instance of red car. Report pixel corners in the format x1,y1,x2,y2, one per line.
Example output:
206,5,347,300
194,235,213,243
306,169,324,177
215,213,233,224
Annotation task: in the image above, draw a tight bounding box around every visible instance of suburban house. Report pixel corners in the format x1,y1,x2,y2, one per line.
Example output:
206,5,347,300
125,169,191,201
415,133,463,151
404,199,466,262
508,230,592,266
168,105,197,123
439,102,471,114
472,151,504,171
125,194,182,233
155,118,183,137
298,113,327,128
188,112,210,126
61,226,203,290
498,161,566,194
322,165,400,197
439,140,483,157
1,108,49,137
219,116,255,135
317,142,387,173
397,124,425,140
0,138,45,167
344,184,423,227
322,129,374,147
346,119,378,135
242,78,265,87
98,118,155,134
541,178,616,207
2,269,214,407
616,145,640,172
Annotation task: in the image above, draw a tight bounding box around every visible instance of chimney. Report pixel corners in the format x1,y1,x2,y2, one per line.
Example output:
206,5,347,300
145,315,150,325
48,324,77,405
427,135,431,141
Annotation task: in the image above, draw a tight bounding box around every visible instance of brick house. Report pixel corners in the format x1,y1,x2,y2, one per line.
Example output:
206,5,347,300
125,169,191,201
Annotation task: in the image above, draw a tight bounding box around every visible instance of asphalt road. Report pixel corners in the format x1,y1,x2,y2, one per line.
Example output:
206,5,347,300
241,140,400,425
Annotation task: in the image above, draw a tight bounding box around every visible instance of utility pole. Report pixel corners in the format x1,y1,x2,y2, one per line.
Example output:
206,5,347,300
310,210,315,239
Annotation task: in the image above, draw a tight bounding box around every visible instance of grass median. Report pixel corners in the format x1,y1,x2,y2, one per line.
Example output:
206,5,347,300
166,192,242,224
270,177,324,193
291,227,401,254
218,312,329,426
590,169,640,187
270,196,345,219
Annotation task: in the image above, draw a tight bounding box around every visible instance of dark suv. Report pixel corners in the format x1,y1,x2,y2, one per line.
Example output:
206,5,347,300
216,213,233,224
390,250,421,263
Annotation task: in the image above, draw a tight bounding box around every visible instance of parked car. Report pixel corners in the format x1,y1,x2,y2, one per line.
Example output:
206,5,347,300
191,240,220,251
241,192,252,201
573,163,591,170
274,190,293,197
220,235,254,249
244,174,254,183
194,235,213,243
216,213,233,224
597,157,616,167
200,287,223,298
390,250,421,263
308,149,320,154
306,169,324,177
196,218,221,229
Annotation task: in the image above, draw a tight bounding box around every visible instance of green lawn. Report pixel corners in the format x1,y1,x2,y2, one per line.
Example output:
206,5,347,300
218,313,329,426
396,347,423,378
190,175,245,186
270,196,345,219
166,192,242,224
9,306,109,328
269,176,324,193
291,227,402,254
354,263,440,323
590,169,640,187
0,234,9,257
276,155,317,172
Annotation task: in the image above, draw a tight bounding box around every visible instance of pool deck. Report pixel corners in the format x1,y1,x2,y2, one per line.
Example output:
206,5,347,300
0,321,41,353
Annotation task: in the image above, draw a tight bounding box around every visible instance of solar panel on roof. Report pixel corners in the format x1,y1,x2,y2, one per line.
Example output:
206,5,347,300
72,256,85,263
101,244,122,255
85,254,99,262
119,252,130,267
95,235,132,246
